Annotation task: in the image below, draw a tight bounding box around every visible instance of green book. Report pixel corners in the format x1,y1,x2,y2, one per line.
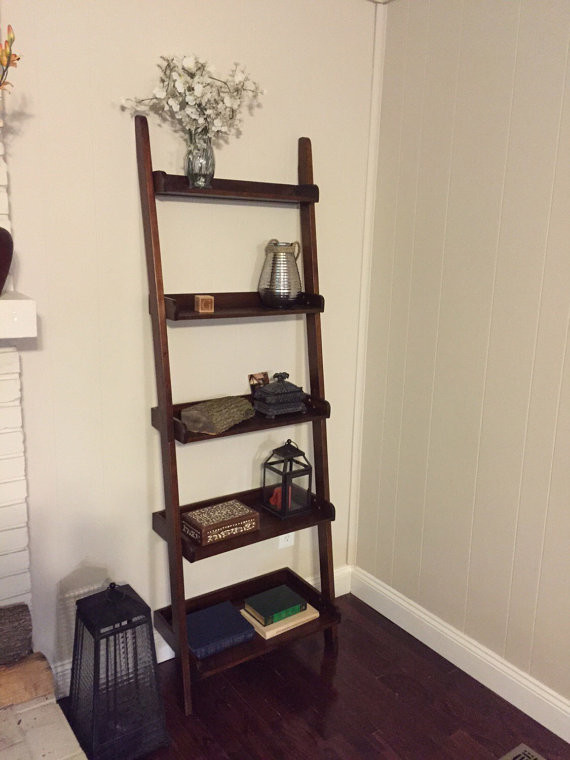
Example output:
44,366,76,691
244,584,308,626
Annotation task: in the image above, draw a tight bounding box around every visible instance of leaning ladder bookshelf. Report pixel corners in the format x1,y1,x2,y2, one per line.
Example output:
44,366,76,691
134,115,339,715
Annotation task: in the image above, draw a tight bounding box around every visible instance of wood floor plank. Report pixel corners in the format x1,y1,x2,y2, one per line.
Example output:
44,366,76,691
195,674,296,760
144,594,570,760
423,728,497,760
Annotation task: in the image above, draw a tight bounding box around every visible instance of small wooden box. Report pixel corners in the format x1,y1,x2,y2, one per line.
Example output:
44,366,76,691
194,294,214,313
181,500,260,546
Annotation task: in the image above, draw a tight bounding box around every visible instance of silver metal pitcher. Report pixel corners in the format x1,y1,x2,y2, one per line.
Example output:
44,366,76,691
258,239,302,308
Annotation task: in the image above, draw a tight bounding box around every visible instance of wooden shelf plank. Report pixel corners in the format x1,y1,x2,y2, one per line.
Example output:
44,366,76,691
153,567,341,679
152,488,335,563
163,292,324,321
154,172,319,204
151,396,330,444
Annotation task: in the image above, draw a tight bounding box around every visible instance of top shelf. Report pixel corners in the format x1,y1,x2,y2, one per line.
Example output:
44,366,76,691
153,171,319,204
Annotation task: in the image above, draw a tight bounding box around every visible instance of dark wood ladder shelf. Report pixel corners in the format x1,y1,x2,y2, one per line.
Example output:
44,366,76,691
135,114,338,716
152,488,335,562
153,568,340,680
153,171,319,204
163,292,324,321
151,396,331,444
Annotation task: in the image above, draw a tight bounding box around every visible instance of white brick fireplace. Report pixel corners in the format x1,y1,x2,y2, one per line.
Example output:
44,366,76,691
0,124,37,607
0,346,31,605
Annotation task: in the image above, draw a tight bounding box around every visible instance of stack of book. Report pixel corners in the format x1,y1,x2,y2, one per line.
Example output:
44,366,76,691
240,584,319,639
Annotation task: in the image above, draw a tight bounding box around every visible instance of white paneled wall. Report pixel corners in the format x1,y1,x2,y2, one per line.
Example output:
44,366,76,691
0,347,30,606
358,0,570,702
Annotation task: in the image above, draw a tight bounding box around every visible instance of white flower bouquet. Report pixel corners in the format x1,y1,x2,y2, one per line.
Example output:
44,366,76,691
125,55,263,145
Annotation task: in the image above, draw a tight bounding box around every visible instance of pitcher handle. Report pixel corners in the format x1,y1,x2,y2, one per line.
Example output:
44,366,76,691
293,241,301,260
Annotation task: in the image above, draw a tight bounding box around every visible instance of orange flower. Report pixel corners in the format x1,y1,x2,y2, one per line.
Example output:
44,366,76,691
0,24,20,91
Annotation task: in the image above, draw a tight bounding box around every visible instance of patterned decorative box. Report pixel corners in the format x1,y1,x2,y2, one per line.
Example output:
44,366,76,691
181,500,260,546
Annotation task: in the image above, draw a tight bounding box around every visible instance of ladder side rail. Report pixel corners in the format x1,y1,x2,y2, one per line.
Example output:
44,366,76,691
298,138,336,624
135,115,194,713
298,137,328,494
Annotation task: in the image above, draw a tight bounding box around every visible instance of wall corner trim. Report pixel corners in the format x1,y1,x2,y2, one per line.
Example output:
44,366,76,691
350,566,570,744
347,0,388,567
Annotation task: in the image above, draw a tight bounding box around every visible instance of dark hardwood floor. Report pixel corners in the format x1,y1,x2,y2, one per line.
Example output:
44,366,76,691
147,594,570,760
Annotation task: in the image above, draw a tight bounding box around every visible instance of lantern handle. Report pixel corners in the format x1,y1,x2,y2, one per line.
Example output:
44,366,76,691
105,582,127,601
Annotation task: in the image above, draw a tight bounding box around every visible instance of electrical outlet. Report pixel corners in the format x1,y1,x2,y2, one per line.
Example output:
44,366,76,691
278,533,295,549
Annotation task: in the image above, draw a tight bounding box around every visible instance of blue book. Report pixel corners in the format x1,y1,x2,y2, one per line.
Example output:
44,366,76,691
186,601,255,659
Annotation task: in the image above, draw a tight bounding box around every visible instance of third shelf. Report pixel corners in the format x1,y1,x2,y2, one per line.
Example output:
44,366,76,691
152,487,336,563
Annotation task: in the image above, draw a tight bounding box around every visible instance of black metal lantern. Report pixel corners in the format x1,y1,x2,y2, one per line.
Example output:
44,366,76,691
262,439,312,518
67,583,168,760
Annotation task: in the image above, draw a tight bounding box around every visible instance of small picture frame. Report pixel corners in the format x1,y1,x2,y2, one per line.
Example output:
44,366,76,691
248,372,269,391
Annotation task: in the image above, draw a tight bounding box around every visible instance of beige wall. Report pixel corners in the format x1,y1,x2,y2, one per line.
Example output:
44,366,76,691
358,0,570,700
2,0,375,668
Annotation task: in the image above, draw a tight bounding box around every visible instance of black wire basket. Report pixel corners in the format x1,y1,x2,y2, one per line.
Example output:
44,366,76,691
67,583,168,760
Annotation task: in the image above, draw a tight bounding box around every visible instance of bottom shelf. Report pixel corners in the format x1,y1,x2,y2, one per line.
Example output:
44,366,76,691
154,567,340,680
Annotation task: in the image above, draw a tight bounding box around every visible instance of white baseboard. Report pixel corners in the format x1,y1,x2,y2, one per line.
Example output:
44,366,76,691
350,566,570,744
308,563,353,597
155,633,175,665
52,658,72,700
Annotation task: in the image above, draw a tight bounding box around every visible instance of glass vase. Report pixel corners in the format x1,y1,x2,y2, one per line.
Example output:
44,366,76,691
186,131,215,188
